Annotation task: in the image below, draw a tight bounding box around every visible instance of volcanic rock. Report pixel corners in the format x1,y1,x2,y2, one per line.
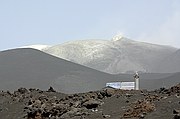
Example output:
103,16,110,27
83,100,102,109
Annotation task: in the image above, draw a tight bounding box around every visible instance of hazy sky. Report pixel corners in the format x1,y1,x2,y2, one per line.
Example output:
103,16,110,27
0,0,180,50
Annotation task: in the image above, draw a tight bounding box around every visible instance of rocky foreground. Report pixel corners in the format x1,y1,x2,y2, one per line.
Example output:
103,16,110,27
0,84,180,119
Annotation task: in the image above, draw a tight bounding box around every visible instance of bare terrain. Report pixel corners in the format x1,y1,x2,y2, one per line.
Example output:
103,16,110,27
0,84,179,119
0,48,180,119
0,48,179,94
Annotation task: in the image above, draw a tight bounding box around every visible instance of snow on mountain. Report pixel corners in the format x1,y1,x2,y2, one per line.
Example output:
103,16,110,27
19,44,51,50
41,35,177,74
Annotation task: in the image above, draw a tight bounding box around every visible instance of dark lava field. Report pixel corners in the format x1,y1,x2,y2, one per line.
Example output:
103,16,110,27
0,84,180,119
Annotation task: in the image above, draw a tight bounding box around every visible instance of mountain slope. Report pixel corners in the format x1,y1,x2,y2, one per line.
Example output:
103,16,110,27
155,49,180,73
115,73,180,90
0,48,179,94
42,36,177,74
0,48,117,93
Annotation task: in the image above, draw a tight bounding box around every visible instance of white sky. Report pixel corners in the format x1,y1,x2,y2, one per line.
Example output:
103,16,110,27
0,0,180,50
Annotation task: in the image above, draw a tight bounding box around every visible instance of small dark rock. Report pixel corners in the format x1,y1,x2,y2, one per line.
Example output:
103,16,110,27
173,109,180,114
103,114,111,118
27,109,42,119
105,88,115,97
83,100,102,109
18,88,28,94
6,90,11,95
47,86,56,92
174,114,180,119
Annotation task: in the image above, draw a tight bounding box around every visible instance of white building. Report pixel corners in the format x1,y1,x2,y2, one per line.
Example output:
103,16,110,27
106,82,135,90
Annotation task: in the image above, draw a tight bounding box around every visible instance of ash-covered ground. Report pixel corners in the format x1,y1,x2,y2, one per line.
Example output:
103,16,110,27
0,84,180,119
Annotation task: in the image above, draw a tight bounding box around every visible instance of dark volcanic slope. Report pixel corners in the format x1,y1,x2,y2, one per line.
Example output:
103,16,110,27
116,73,180,90
139,73,180,90
0,48,179,94
0,48,120,93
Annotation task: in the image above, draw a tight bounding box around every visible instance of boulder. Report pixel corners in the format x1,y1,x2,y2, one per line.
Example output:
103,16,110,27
47,87,56,92
83,100,102,109
17,88,28,94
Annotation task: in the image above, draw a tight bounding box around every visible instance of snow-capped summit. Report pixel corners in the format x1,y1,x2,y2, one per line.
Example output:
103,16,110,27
15,35,179,74
41,36,177,74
